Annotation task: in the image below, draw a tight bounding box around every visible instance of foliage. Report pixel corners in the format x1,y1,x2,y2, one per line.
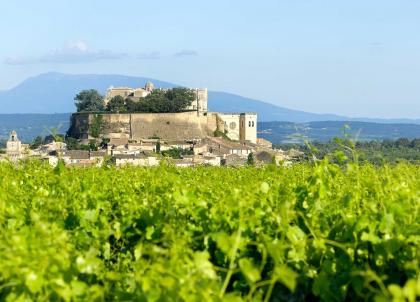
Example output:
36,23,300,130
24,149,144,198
90,115,103,139
30,135,44,149
65,137,98,151
130,88,195,113
75,90,105,112
99,88,195,114
277,138,420,165
64,137,80,150
100,138,110,149
88,140,99,151
213,130,231,140
103,155,116,166
106,96,126,113
45,134,65,143
247,152,254,165
161,147,194,159
0,161,419,301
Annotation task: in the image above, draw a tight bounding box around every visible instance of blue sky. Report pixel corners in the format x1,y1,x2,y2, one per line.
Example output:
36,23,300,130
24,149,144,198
1,0,419,118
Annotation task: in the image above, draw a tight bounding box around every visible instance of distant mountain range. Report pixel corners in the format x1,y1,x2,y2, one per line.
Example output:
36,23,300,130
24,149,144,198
1,72,419,124
258,121,420,144
0,113,70,142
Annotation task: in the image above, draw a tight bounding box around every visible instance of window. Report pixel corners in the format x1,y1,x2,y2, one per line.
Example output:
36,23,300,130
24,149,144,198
252,121,255,127
249,121,251,127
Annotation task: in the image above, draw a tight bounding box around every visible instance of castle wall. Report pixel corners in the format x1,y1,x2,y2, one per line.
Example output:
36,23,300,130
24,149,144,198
130,112,211,140
69,111,257,143
70,112,218,141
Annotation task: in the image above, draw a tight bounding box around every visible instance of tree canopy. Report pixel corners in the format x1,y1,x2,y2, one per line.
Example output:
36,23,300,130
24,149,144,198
75,88,195,113
75,90,105,112
106,95,126,113
129,88,195,113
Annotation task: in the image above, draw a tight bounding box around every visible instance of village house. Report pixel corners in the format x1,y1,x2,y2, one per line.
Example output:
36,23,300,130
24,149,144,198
179,152,221,166
206,137,254,157
114,152,159,167
192,142,208,155
32,141,67,157
58,150,106,167
256,138,273,149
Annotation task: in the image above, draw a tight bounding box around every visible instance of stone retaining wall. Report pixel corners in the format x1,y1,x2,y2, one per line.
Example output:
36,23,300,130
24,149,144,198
69,112,218,141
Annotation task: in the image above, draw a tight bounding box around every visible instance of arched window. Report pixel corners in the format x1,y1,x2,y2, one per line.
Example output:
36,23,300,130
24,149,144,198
249,121,251,127
252,121,255,127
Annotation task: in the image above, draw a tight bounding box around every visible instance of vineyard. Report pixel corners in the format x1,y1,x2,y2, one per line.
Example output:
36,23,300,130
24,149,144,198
0,161,419,301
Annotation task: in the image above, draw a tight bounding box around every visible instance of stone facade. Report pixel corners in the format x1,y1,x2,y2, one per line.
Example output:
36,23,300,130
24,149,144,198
217,113,257,143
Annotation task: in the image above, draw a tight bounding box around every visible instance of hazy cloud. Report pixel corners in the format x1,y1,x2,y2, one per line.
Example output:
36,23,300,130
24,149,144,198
370,41,383,47
173,50,198,58
137,51,161,60
4,41,127,65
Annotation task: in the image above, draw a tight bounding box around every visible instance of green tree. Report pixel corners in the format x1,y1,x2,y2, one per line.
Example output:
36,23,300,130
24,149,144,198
138,90,167,113
88,139,98,151
90,115,103,138
247,152,255,165
131,88,195,113
125,98,138,112
75,89,104,112
106,96,126,112
164,88,195,112
30,136,44,149
162,147,193,159
65,137,79,150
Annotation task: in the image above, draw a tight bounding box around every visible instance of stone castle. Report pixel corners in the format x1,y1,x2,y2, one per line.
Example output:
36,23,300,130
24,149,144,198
105,82,209,115
69,82,257,143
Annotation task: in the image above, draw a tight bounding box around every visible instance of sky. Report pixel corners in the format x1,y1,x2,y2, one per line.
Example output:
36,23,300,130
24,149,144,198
0,0,419,119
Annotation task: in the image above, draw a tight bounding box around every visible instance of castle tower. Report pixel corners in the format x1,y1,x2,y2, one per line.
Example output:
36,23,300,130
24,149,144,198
6,130,22,160
239,113,257,143
145,81,155,92
195,88,208,115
